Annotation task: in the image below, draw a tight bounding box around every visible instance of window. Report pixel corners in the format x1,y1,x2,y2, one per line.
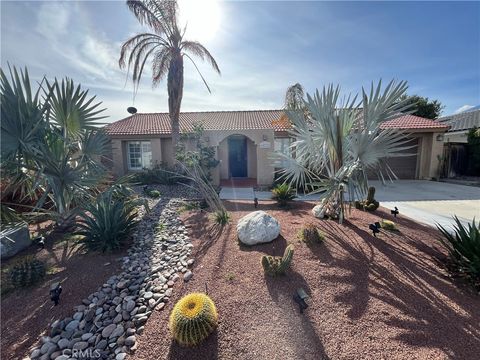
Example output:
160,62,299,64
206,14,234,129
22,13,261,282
274,137,293,167
127,141,152,170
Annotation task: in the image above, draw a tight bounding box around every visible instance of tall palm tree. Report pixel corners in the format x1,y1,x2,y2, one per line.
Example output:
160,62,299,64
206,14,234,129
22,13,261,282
119,0,221,151
284,83,305,110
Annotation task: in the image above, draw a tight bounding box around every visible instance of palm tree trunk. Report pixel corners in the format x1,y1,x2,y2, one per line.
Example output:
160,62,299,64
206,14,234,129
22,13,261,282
167,52,184,157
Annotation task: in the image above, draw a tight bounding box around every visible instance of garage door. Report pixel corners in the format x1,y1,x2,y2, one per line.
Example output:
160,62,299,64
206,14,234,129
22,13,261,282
368,138,418,179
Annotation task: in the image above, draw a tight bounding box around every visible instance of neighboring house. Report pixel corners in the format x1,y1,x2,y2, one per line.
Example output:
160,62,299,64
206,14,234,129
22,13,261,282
105,110,448,185
437,108,480,176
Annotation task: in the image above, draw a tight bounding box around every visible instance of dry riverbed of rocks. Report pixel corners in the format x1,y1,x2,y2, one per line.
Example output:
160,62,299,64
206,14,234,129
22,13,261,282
29,194,195,360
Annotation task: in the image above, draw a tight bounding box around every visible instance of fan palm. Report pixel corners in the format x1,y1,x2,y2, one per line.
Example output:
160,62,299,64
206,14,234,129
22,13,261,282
276,80,414,223
119,0,221,151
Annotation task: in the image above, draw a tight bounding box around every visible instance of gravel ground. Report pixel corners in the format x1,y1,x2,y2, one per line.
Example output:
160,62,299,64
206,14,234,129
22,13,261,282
132,200,480,360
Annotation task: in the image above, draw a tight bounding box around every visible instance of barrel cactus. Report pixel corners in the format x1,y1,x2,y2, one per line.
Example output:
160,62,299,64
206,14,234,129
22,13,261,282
300,223,324,244
169,293,218,346
261,244,294,276
380,219,398,231
354,186,380,212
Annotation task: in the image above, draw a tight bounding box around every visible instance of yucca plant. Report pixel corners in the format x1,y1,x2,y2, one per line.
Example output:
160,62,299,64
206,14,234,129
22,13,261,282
437,217,480,286
77,187,144,252
276,80,414,223
271,183,296,207
213,210,230,225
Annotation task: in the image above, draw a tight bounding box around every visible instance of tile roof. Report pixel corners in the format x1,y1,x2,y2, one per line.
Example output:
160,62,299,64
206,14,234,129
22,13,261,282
437,109,480,132
379,114,449,130
105,110,448,136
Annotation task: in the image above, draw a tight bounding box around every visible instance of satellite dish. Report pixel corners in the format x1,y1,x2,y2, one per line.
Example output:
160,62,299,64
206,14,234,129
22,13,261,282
127,106,137,114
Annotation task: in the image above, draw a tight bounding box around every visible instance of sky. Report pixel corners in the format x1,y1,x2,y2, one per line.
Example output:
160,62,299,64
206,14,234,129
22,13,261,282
1,0,479,123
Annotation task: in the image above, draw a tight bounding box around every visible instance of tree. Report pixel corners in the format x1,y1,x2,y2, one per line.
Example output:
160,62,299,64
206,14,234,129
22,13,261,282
397,94,444,119
284,83,305,110
277,80,413,223
119,0,221,152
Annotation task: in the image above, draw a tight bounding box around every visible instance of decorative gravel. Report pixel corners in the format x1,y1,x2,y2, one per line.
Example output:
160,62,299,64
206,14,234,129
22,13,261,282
28,196,195,360
132,200,480,360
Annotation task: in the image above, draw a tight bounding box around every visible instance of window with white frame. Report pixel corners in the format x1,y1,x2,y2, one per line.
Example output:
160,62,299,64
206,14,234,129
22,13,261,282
274,137,293,167
127,141,152,170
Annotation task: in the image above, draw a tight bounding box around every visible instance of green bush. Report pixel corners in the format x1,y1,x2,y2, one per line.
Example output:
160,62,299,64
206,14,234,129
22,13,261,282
271,183,296,207
261,244,294,276
437,217,480,287
146,189,161,198
380,219,398,231
212,210,230,225
77,189,141,252
7,256,46,288
134,164,179,185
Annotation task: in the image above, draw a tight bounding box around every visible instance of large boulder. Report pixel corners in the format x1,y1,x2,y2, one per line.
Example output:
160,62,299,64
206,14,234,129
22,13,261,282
0,224,31,259
237,211,280,245
312,204,326,219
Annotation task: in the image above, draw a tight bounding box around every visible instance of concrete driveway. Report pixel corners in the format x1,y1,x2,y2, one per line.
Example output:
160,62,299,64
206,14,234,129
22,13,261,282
369,180,479,231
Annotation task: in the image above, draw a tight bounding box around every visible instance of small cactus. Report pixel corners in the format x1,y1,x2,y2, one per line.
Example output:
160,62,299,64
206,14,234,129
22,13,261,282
261,244,294,276
380,219,398,231
300,223,324,244
169,293,218,346
354,187,379,212
8,256,46,288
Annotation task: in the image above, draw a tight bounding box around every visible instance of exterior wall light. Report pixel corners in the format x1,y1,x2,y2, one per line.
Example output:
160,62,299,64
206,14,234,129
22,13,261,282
262,134,268,141
436,134,444,141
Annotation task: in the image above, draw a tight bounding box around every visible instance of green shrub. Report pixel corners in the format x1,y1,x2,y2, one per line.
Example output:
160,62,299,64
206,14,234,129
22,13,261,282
300,223,324,244
212,210,230,225
437,217,480,287
261,244,294,276
146,189,161,198
169,293,218,346
77,189,140,252
7,256,46,288
354,186,379,212
380,219,398,231
134,164,179,185
271,183,296,207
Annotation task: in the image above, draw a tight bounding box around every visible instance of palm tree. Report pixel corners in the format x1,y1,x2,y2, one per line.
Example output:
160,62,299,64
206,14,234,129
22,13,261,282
119,0,221,152
284,83,305,110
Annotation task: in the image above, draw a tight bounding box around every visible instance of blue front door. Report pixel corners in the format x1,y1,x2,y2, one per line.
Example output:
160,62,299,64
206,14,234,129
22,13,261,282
228,136,247,177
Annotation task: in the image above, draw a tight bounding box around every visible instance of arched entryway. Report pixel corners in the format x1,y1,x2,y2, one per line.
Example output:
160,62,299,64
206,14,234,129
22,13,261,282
218,134,257,184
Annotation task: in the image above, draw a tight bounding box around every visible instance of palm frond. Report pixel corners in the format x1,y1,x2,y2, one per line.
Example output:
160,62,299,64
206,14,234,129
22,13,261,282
181,41,221,74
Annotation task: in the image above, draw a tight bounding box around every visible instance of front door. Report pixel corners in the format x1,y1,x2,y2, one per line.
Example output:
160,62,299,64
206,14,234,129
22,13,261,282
228,136,247,177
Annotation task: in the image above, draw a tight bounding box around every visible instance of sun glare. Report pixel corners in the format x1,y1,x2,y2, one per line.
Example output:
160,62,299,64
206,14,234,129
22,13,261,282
179,0,221,42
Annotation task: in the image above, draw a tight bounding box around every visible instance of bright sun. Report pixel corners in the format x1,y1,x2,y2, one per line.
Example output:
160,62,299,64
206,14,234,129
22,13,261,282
178,0,221,42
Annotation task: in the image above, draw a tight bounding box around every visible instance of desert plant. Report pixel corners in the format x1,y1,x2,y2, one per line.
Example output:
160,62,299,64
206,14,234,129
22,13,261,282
213,210,230,226
271,183,296,207
169,293,218,346
8,256,46,288
354,186,380,212
300,223,324,244
261,244,294,276
134,163,179,185
380,219,398,231
277,80,414,223
146,189,161,198
437,217,480,286
77,188,143,252
119,0,221,151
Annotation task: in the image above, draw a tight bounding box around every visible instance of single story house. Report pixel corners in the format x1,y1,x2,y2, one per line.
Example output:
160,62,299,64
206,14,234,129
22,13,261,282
105,110,448,186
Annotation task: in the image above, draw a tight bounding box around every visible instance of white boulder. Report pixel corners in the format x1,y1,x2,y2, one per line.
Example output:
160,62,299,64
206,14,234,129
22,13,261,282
312,204,326,219
237,211,280,245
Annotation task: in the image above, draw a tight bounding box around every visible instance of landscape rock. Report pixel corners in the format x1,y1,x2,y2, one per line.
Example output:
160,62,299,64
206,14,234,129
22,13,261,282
237,210,280,245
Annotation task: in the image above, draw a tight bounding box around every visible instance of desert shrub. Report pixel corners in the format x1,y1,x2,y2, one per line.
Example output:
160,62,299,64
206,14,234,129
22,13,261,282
437,217,480,287
212,210,230,225
261,244,294,276
354,186,379,212
7,256,46,288
134,163,179,185
300,223,324,244
380,219,398,231
146,189,161,198
77,188,144,252
169,293,218,346
271,183,296,207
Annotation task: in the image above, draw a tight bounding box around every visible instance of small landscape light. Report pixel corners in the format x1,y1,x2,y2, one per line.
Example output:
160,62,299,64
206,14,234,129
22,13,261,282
369,222,381,237
293,287,309,314
254,197,258,208
391,206,399,218
34,235,45,249
50,282,62,306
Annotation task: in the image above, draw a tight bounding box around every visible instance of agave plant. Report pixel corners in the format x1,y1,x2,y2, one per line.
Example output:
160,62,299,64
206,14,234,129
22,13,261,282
271,183,296,207
437,217,480,285
276,80,414,223
77,185,147,252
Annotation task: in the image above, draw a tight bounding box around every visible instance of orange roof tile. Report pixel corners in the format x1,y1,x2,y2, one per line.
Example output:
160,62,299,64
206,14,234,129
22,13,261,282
380,114,449,130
